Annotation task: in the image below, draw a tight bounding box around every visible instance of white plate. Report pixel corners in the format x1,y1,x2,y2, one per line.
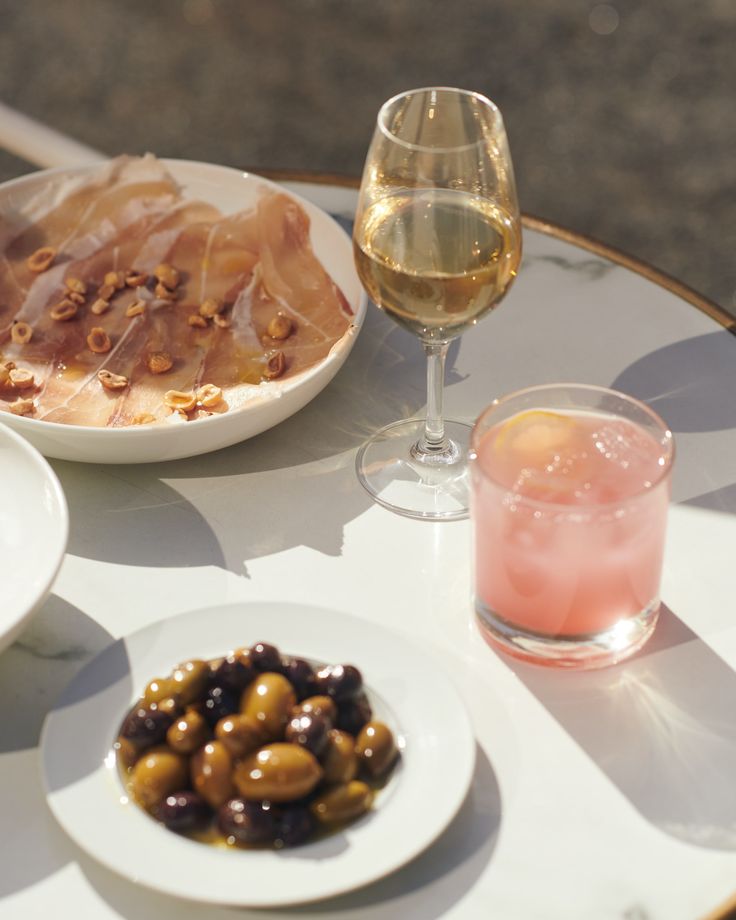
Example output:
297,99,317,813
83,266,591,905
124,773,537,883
41,602,475,908
0,421,68,653
0,160,367,463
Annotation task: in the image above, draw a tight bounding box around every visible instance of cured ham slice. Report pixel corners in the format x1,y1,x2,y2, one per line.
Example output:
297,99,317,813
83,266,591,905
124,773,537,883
0,156,353,427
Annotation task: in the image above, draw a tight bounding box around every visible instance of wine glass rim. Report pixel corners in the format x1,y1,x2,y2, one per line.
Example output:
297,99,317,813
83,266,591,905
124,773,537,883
377,87,503,153
469,382,675,510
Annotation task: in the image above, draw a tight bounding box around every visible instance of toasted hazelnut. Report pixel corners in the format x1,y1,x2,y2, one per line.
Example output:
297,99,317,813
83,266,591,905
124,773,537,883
213,314,231,329
195,383,222,408
187,314,208,328
0,366,10,387
125,269,148,287
104,270,126,290
125,300,146,318
10,322,33,345
91,297,110,315
147,351,173,374
154,282,177,301
98,283,116,301
267,314,294,340
50,299,78,322
97,369,128,391
164,390,197,412
26,246,56,273
64,277,86,295
263,351,286,379
199,297,223,318
87,327,112,354
132,412,156,425
9,368,35,389
8,397,35,415
67,291,86,305
154,263,179,289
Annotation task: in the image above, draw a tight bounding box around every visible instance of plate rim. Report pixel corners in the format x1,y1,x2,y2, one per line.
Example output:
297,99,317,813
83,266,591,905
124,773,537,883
0,421,69,651
40,600,476,908
0,158,367,459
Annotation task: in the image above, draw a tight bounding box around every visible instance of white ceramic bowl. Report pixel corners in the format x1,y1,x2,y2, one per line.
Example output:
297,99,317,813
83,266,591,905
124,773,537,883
0,160,366,463
0,421,68,653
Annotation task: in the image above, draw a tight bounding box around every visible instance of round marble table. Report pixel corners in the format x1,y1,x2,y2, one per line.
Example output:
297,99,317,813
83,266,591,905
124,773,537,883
2,176,736,920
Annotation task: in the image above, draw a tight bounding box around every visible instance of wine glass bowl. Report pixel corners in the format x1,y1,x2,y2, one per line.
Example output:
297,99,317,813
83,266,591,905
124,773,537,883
352,87,521,520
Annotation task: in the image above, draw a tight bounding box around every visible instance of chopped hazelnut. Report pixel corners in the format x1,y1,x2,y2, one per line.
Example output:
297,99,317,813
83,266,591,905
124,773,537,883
125,269,149,287
26,246,56,273
104,270,126,290
98,283,116,301
263,350,286,379
154,282,177,301
164,389,197,412
64,277,87,295
97,369,129,391
195,383,222,408
199,297,223,318
50,299,78,322
154,263,179,289
9,368,35,389
147,351,173,374
188,314,208,328
125,300,146,318
91,298,110,315
267,314,294,340
10,322,33,345
87,327,112,354
213,314,231,329
67,291,86,306
8,398,35,416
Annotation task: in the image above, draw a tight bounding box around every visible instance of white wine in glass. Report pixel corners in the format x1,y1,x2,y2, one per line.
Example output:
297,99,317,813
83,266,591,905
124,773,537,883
353,87,521,520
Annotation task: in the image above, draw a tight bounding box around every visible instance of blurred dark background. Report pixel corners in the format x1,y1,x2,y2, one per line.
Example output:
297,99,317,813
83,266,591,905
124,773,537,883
1,0,734,314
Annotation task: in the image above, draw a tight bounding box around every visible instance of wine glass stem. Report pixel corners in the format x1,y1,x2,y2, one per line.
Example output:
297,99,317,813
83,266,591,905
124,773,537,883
410,342,458,463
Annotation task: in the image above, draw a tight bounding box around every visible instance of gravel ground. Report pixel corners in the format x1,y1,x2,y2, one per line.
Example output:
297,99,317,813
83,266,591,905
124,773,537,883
0,0,734,314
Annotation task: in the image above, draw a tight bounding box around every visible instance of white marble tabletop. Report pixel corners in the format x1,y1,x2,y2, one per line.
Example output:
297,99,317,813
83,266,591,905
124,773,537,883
2,178,736,920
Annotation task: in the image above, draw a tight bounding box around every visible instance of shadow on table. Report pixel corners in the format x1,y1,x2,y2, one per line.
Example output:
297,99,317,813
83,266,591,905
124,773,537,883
684,481,736,515
610,329,736,434
0,595,115,900
77,744,500,920
508,604,736,850
53,310,466,572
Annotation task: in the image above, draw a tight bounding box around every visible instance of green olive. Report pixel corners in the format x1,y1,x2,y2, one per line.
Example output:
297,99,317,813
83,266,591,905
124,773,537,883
355,721,398,777
321,729,358,784
143,676,178,706
130,746,189,810
310,780,374,825
240,673,296,741
172,659,210,706
215,714,263,758
166,709,209,754
233,743,322,802
191,741,235,809
292,695,337,725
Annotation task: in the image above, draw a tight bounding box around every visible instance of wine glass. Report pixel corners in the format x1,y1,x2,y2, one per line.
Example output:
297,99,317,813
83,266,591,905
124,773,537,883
353,87,522,520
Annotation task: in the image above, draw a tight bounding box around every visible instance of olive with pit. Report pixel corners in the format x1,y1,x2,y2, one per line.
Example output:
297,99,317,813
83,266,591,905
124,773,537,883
218,798,278,845
285,712,329,756
130,746,189,810
233,743,322,802
191,740,235,809
283,657,317,699
211,654,254,694
121,706,173,749
249,642,283,673
143,676,179,707
336,694,372,736
315,664,362,701
292,694,337,725
203,685,238,728
215,713,263,758
321,729,358,784
276,806,315,848
355,721,398,777
240,672,296,741
310,780,374,825
155,790,211,832
171,659,210,705
166,709,209,754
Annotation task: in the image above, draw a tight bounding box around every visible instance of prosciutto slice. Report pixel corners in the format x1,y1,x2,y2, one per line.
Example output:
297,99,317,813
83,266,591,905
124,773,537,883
0,156,352,427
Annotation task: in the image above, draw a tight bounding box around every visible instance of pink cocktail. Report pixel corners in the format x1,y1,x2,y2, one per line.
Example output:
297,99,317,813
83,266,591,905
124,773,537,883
470,384,674,668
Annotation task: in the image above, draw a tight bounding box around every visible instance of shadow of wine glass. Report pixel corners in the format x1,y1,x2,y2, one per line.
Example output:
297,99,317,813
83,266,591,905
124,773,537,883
610,330,736,434
507,604,736,850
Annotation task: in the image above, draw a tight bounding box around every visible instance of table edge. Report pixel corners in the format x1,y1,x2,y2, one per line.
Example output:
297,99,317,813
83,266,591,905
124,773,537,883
253,168,736,336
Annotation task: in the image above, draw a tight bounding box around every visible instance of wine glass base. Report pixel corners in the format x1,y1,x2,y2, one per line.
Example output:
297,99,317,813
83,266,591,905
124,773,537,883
356,418,472,521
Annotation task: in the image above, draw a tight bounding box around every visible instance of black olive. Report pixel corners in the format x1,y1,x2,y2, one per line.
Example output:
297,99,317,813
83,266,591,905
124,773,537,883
249,642,283,673
202,685,238,728
284,657,317,700
218,798,278,845
336,693,372,735
276,806,315,848
211,655,254,694
285,712,329,756
316,664,363,701
155,791,211,832
120,706,173,748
